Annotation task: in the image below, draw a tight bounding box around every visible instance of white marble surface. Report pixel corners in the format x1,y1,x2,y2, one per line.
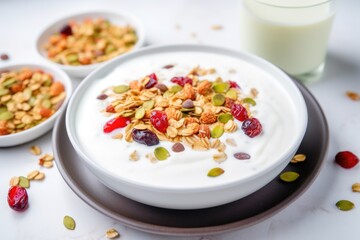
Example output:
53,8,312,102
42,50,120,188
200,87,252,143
0,0,359,239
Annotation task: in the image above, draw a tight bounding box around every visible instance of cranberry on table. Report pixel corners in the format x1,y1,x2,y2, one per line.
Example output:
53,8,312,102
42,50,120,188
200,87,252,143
150,110,168,133
60,24,73,36
7,186,29,211
103,117,131,133
335,151,359,169
170,76,193,87
231,103,248,121
242,118,262,138
131,129,159,146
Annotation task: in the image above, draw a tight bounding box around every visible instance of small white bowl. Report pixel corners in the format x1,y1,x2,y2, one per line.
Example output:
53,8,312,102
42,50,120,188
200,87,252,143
0,63,72,147
36,11,145,78
66,45,307,209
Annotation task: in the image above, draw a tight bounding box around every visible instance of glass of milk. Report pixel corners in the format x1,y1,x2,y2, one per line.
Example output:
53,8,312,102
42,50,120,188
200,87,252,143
239,0,335,83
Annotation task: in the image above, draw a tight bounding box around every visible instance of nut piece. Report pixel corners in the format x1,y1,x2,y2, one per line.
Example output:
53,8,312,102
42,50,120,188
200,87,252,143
225,138,237,147
29,145,42,155
42,161,54,168
213,152,227,163
352,183,360,192
39,154,54,162
198,124,210,138
9,176,20,186
197,80,212,95
129,150,139,161
200,111,217,124
27,170,40,180
183,83,196,100
34,172,45,180
106,228,120,239
291,154,306,163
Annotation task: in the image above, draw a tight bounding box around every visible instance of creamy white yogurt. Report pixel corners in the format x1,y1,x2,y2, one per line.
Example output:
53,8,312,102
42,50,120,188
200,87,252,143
75,52,300,189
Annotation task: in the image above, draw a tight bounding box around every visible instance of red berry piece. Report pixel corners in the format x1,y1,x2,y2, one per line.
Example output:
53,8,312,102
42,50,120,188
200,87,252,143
229,80,240,89
150,110,168,133
60,24,72,36
242,118,262,138
145,73,158,89
103,117,130,133
131,129,159,146
170,76,192,87
335,151,359,169
231,103,248,121
8,186,28,211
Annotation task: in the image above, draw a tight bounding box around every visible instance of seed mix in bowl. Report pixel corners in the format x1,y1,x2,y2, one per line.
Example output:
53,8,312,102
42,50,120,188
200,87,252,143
0,68,66,135
44,18,138,66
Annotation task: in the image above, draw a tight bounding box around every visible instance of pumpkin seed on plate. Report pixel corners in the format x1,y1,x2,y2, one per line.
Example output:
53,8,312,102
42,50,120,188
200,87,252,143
279,171,299,182
154,147,170,160
0,111,14,120
169,85,182,93
225,89,237,100
143,99,155,110
212,82,230,93
0,88,9,96
113,85,129,94
19,176,30,188
63,215,76,230
336,200,355,211
207,167,225,177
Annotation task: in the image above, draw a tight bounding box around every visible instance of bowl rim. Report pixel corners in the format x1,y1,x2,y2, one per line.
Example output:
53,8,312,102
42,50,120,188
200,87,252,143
65,44,308,193
0,63,72,145
35,10,145,72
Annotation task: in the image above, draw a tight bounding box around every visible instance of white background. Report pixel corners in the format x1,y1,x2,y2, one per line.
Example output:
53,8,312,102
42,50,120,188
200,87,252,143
0,0,360,239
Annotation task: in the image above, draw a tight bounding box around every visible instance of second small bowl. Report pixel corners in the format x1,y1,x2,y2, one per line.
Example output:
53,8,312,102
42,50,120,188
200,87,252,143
36,11,145,78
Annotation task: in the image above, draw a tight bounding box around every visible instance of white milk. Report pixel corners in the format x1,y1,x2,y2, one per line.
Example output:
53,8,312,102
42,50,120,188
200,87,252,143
75,52,300,189
240,0,334,76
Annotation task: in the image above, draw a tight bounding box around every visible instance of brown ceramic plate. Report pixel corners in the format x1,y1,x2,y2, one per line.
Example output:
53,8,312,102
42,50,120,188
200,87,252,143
53,80,328,236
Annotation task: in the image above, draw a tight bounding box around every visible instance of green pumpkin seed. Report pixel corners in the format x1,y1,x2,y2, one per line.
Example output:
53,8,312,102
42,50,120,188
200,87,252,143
336,200,355,211
208,167,225,177
0,88,9,96
212,94,225,106
122,111,134,117
225,89,238,100
180,108,195,113
154,147,170,160
42,99,52,109
243,97,256,106
19,176,30,188
211,124,224,138
135,107,145,119
113,85,129,94
143,99,155,110
23,88,33,100
279,171,299,182
218,113,233,123
105,44,116,54
16,123,25,129
163,90,174,98
0,111,14,120
0,107,7,114
28,97,36,106
169,85,182,93
63,215,76,230
212,82,230,93
2,78,16,88
66,53,78,63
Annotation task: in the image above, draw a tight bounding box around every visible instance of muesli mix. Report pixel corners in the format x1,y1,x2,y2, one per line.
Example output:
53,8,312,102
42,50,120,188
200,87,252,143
44,18,137,66
0,68,66,135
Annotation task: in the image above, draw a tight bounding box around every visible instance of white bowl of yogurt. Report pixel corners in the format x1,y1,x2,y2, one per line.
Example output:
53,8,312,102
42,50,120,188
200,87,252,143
66,45,308,209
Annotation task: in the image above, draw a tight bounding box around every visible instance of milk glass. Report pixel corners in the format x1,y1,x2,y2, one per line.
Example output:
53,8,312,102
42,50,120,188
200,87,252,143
239,0,335,83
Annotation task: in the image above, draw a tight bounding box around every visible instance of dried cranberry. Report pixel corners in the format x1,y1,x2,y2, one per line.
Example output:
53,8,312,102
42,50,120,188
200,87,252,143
150,110,168,133
131,129,159,146
229,80,240,89
8,186,28,211
170,76,192,87
145,73,158,89
242,118,262,138
103,117,130,133
335,151,359,169
231,103,248,121
60,24,73,36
